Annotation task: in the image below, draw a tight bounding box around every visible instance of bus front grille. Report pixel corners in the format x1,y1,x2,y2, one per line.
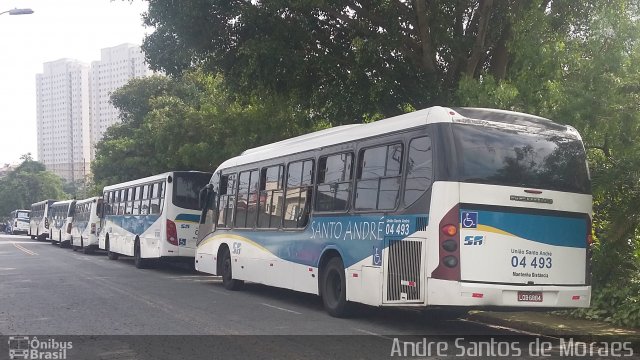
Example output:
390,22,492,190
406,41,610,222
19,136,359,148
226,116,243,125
386,240,422,302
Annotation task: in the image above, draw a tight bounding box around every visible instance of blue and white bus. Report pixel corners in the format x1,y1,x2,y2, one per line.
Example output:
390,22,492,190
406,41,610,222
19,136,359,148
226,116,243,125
49,200,75,247
195,106,592,317
99,171,212,268
29,199,56,241
70,196,103,254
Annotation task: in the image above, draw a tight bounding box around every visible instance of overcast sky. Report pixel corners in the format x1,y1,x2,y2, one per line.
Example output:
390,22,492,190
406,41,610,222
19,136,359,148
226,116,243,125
0,0,149,165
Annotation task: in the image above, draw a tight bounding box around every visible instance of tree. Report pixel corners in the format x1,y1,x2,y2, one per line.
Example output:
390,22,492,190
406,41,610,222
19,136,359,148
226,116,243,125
0,157,67,216
142,0,610,123
92,70,312,186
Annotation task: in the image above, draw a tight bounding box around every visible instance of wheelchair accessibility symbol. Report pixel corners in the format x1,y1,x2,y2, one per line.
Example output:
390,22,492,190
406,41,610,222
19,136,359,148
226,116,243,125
372,245,382,266
461,211,478,229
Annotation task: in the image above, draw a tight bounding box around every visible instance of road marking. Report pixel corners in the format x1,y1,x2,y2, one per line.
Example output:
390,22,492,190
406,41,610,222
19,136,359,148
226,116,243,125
261,303,302,315
1,241,48,245
12,243,37,256
0,267,16,271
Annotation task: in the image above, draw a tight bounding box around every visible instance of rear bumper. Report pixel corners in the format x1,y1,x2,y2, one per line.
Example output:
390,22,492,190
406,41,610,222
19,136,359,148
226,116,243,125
428,278,591,308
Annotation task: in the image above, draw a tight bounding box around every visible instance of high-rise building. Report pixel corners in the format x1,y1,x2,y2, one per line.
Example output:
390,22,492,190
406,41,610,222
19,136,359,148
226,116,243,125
35,44,152,181
36,59,91,182
90,43,152,157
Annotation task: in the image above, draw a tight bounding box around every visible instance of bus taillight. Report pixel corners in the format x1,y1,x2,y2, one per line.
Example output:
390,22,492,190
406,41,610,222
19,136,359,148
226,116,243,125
44,218,49,229
167,219,178,246
91,223,96,234
66,223,72,234
431,205,461,281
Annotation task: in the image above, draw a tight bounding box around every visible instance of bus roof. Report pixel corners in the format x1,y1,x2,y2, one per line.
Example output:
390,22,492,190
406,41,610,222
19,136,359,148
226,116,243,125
217,106,573,171
31,199,56,207
103,171,212,192
51,200,75,207
75,196,101,205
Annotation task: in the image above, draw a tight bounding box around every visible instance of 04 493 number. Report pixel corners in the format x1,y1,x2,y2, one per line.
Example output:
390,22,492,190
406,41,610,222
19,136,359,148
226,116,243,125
511,256,552,269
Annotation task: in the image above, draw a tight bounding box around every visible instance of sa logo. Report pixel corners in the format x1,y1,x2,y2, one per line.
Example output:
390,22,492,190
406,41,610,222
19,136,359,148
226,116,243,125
463,235,485,246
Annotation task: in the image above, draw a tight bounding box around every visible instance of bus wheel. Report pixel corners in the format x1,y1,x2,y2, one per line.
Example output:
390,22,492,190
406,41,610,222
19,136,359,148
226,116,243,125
58,232,64,248
134,239,148,269
321,257,352,318
82,238,92,254
106,239,118,260
71,237,77,251
30,235,36,240
221,247,243,290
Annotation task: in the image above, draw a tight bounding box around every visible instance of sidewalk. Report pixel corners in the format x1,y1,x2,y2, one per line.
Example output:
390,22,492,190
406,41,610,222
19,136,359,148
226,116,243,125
467,310,640,338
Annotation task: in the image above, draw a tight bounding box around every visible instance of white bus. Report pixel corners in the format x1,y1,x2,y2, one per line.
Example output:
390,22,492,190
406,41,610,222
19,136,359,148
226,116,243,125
29,199,56,241
49,200,75,247
196,106,593,317
7,209,30,235
70,196,103,254
99,171,212,268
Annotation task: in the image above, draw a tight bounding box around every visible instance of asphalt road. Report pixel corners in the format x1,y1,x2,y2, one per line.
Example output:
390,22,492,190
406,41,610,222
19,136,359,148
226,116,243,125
0,234,545,359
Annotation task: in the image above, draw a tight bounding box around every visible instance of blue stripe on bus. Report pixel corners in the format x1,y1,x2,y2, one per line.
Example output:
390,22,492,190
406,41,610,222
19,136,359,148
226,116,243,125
215,214,428,268
105,214,160,235
175,213,200,223
462,209,587,248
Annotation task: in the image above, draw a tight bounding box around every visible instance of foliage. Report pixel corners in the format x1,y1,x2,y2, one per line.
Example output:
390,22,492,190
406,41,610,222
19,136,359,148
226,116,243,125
143,0,611,124
131,0,640,326
0,155,67,217
92,71,313,186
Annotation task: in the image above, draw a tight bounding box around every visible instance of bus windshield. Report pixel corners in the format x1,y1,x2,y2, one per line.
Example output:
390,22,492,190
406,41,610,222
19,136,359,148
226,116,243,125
452,124,590,194
173,172,212,210
16,211,29,220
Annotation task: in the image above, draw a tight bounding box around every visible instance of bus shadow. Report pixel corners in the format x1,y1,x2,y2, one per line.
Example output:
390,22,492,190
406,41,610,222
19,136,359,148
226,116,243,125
209,282,506,334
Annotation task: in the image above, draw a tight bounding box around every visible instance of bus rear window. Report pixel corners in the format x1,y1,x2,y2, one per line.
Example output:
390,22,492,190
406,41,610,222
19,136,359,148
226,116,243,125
452,124,590,194
173,172,212,210
16,211,29,219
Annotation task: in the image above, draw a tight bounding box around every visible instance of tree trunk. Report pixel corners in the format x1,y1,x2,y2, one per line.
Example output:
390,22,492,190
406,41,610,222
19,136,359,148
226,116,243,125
413,0,436,73
465,0,494,77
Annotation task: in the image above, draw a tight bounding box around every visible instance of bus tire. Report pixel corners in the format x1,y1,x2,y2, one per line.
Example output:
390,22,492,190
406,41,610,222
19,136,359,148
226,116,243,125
58,232,64,248
221,247,243,291
134,239,148,269
82,238,92,254
106,238,118,260
321,257,352,318
71,237,78,251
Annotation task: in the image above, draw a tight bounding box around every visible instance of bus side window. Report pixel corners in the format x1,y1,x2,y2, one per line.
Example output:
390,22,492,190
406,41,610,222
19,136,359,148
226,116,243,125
141,185,150,215
258,165,283,228
217,174,236,228
133,186,142,215
355,143,403,210
284,159,314,228
150,183,161,215
404,136,433,207
235,171,251,228
316,152,353,212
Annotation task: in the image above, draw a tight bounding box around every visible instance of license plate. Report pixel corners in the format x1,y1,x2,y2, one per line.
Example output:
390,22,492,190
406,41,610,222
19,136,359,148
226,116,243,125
517,291,543,302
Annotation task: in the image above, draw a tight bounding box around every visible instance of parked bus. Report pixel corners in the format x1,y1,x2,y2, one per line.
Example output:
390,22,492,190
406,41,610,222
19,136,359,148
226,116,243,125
29,199,56,241
70,196,103,254
195,106,593,317
7,209,30,235
49,200,75,247
99,171,212,268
